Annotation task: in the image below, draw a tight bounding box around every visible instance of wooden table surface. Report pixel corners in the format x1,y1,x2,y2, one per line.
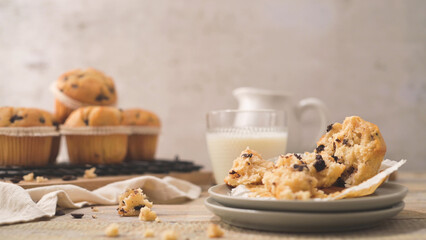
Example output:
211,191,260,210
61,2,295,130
0,171,425,239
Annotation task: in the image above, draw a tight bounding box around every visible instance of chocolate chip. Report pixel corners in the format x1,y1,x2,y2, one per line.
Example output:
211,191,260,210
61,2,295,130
229,170,237,174
62,175,77,181
9,115,24,123
95,93,109,102
71,84,78,88
241,153,253,158
334,177,346,188
122,200,125,205
293,164,307,171
55,210,66,216
335,138,341,142
134,205,144,211
346,167,355,175
294,154,302,160
108,86,115,94
370,135,374,140
376,133,379,136
247,162,250,165
326,124,333,132
315,145,325,153
332,155,338,162
83,119,89,126
71,213,84,219
39,117,45,124
342,139,349,146
313,155,326,172
10,177,21,183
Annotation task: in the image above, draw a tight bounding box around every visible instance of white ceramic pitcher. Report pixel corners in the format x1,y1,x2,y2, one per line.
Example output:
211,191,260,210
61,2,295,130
233,87,329,153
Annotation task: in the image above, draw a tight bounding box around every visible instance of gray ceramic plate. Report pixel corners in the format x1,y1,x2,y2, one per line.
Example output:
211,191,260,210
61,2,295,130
205,197,404,232
208,182,408,212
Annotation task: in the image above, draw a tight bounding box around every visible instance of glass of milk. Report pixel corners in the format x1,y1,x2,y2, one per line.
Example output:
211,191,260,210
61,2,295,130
206,109,288,184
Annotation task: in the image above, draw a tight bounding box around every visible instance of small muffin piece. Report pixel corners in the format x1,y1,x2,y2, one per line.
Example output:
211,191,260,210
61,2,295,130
105,223,119,237
224,148,274,187
144,229,155,238
138,206,157,221
316,116,386,186
83,167,97,179
207,223,224,238
63,106,128,164
122,109,161,161
117,188,153,216
23,172,34,182
161,230,178,240
55,68,117,123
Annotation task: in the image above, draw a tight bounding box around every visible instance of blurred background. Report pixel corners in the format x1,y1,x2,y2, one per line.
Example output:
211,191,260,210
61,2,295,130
0,0,424,171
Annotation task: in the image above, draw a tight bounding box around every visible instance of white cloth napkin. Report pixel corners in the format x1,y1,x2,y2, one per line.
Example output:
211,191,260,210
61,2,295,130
0,176,201,225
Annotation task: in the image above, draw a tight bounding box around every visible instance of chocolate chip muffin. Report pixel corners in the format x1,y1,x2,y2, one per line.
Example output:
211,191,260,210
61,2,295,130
0,107,58,166
62,106,128,164
117,188,153,216
54,68,117,123
316,116,386,186
122,109,161,161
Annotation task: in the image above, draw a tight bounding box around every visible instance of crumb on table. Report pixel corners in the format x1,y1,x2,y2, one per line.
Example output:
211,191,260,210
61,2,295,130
144,229,155,238
36,176,47,183
105,223,119,237
138,207,157,221
23,172,34,182
207,223,224,238
161,230,178,240
84,167,97,179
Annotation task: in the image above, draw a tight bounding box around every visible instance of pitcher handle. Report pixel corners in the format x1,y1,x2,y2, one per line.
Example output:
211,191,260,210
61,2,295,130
296,98,329,150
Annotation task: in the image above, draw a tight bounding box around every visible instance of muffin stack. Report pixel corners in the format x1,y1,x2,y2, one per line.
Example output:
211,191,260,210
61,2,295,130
0,68,161,166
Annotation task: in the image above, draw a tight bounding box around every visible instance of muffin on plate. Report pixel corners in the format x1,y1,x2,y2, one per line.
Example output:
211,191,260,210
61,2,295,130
0,107,59,166
62,106,130,164
52,68,117,123
122,109,161,161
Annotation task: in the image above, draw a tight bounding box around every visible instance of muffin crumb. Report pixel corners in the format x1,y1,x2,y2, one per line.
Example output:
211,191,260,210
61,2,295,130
84,167,97,179
23,172,34,182
105,223,119,237
207,223,224,238
161,230,178,240
138,206,157,221
92,215,97,219
36,176,48,183
144,229,155,238
91,206,99,212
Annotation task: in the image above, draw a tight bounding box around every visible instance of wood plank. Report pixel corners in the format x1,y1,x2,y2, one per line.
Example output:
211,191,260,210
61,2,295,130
15,171,214,190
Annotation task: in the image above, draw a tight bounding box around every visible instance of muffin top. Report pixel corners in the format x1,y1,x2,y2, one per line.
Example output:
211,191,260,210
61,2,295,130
0,107,55,127
64,106,123,127
121,109,161,127
56,68,117,105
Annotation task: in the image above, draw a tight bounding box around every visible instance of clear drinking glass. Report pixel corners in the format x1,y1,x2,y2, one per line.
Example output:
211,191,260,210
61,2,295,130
206,109,288,184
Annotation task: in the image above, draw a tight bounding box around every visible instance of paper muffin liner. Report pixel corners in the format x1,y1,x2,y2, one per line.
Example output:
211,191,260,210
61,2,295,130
124,126,161,161
231,159,407,201
0,127,59,166
60,125,130,164
326,159,407,200
129,126,161,135
65,135,128,165
50,82,90,110
0,127,60,137
60,126,132,135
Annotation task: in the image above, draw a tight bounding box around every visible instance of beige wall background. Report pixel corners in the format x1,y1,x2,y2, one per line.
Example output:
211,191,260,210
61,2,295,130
0,0,425,171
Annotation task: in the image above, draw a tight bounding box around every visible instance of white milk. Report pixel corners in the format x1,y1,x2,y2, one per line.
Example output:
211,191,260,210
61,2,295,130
206,129,288,184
